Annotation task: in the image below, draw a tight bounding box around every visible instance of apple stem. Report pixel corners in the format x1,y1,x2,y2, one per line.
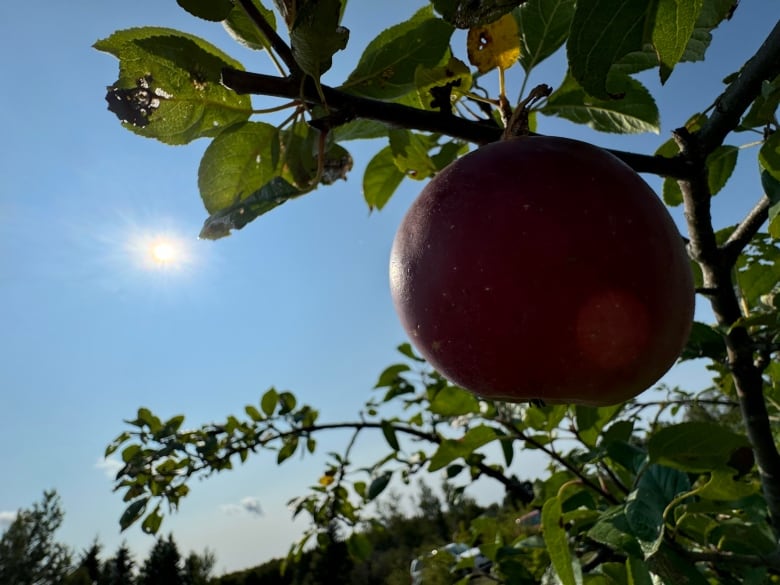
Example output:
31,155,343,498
502,84,552,140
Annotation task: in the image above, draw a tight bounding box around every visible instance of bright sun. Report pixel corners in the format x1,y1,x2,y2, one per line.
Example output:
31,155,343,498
150,240,177,264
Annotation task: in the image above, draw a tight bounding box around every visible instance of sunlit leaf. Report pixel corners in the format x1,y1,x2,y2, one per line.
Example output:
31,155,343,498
707,145,738,195
363,146,405,211
224,0,277,51
341,7,453,99
542,496,580,585
291,0,348,79
567,0,647,99
514,0,576,73
542,71,659,134
261,388,279,416
651,0,704,82
198,121,281,214
388,130,438,179
199,178,301,240
697,468,759,500
429,386,481,416
94,28,252,144
467,13,521,73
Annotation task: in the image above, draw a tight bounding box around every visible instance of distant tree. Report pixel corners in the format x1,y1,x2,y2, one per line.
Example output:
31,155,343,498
65,540,103,585
181,549,215,585
101,544,135,585
295,523,352,585
80,541,103,585
0,490,72,585
137,534,183,585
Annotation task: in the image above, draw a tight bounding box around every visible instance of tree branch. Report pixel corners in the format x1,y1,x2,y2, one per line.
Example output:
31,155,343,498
675,19,780,535
697,19,780,154
721,194,771,265
235,0,299,76
221,68,694,179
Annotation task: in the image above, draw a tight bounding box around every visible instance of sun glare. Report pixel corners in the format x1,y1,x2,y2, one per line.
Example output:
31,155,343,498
125,228,195,274
150,240,178,264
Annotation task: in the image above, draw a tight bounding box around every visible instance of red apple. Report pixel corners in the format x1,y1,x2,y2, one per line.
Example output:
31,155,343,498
389,136,694,406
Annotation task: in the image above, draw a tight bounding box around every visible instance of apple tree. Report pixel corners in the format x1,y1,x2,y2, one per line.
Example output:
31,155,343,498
97,1,780,583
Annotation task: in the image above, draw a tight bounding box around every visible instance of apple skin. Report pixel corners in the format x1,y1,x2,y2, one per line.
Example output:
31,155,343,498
389,136,694,406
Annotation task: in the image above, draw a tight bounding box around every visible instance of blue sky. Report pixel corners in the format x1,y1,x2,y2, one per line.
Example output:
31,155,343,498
0,0,777,576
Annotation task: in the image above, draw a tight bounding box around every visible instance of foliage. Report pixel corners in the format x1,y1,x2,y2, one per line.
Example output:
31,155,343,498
97,1,780,584
0,490,73,585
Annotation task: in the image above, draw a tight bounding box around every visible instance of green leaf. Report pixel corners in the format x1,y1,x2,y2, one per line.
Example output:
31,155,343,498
363,146,405,211
346,532,372,561
542,71,659,134
433,0,522,28
697,468,759,501
567,1,648,99
176,0,233,21
681,0,741,64
759,131,780,182
707,145,738,195
650,0,704,83
428,425,499,471
277,436,299,463
397,342,425,362
245,405,263,421
575,404,623,447
542,496,580,585
224,0,277,51
761,168,780,238
625,465,690,553
278,391,297,415
199,177,302,240
648,422,750,472
332,119,389,141
198,121,281,214
388,130,438,179
514,0,576,74
626,556,653,585
341,7,453,99
741,75,780,129
95,28,252,144
736,233,780,304
374,364,411,388
412,56,473,111
289,0,348,78
367,471,392,500
381,421,400,451
587,507,643,557
429,386,481,416
679,321,727,361
141,506,163,534
120,498,148,531
121,444,141,463
431,140,469,171
261,388,279,416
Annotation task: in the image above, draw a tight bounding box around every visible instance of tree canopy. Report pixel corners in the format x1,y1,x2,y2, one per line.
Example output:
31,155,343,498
96,1,780,583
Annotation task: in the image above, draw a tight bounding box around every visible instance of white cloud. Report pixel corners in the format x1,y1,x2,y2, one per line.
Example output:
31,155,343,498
220,496,263,518
95,456,124,478
0,511,17,529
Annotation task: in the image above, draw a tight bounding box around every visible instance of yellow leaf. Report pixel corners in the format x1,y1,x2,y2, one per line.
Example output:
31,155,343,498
467,13,521,74
318,474,335,486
